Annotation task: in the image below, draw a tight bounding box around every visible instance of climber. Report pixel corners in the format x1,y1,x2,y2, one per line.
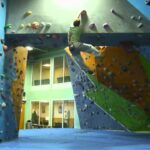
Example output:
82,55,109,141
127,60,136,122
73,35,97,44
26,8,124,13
68,10,101,73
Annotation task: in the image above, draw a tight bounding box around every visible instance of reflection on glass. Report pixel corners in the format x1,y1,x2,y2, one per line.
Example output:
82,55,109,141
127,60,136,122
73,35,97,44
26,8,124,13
32,62,41,86
31,102,39,124
40,103,49,125
53,101,63,128
64,57,70,82
41,59,50,85
63,101,74,128
54,57,63,83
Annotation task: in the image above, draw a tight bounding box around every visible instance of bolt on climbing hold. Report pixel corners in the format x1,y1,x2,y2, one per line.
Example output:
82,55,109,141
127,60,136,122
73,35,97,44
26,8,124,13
89,23,97,31
3,44,8,51
31,22,40,29
40,22,46,27
19,24,25,29
46,23,52,28
25,10,32,16
1,102,6,108
110,8,116,14
5,24,12,29
137,23,143,28
145,0,150,5
103,23,109,28
26,23,31,28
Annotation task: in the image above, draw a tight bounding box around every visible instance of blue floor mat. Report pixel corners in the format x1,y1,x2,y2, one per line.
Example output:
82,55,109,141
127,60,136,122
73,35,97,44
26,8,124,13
0,129,150,150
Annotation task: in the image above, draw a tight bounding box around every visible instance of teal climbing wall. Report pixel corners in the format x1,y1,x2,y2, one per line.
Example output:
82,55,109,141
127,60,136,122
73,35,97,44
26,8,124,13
6,0,150,34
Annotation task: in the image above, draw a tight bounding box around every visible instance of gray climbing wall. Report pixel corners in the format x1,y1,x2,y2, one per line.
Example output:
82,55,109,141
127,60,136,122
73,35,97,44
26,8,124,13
6,0,150,34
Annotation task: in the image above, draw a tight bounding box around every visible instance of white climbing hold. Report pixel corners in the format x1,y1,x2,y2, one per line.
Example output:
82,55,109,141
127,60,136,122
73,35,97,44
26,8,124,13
1,102,6,108
137,23,143,28
40,22,46,27
138,16,142,21
130,15,136,20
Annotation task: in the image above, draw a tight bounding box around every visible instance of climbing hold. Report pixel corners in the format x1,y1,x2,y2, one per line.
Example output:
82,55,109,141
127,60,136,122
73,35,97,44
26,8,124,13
137,23,143,28
19,24,25,29
3,44,8,51
110,8,116,14
25,10,32,16
0,39,5,44
1,2,4,8
80,10,87,16
103,67,108,72
1,102,6,108
40,22,46,28
46,23,52,28
11,30,16,34
89,23,97,31
121,65,128,72
1,74,5,80
108,71,115,78
5,24,12,29
130,15,136,20
26,23,31,28
138,16,142,21
31,22,40,29
103,23,109,28
0,87,3,92
145,0,150,5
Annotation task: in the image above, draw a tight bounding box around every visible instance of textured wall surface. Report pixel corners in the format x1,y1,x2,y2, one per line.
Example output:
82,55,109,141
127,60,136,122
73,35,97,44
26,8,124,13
12,47,28,129
6,0,150,34
0,0,17,142
65,46,150,131
66,52,125,130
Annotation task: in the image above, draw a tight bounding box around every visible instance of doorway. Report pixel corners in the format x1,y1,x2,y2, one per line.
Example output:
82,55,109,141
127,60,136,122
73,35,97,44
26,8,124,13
52,100,74,128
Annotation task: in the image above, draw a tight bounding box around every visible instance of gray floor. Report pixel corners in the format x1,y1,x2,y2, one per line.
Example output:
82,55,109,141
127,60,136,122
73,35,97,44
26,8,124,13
1,129,150,150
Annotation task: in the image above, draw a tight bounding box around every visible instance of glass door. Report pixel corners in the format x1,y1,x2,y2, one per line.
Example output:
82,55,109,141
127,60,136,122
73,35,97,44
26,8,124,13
52,100,74,128
52,101,63,128
63,101,74,128
39,102,49,127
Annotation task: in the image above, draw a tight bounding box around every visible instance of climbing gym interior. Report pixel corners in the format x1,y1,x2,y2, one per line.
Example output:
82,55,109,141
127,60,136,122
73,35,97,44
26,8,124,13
0,0,150,149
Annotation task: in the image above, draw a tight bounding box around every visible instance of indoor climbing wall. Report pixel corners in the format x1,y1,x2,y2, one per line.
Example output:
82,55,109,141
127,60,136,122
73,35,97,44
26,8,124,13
65,50,125,130
65,46,150,131
11,47,28,129
0,0,5,141
6,0,150,34
0,46,28,142
0,0,17,142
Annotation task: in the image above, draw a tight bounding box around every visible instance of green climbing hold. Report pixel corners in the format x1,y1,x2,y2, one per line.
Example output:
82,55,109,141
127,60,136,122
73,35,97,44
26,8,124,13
5,24,12,29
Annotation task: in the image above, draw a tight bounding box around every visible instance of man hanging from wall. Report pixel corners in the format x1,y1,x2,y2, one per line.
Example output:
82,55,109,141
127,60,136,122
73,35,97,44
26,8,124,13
68,10,101,73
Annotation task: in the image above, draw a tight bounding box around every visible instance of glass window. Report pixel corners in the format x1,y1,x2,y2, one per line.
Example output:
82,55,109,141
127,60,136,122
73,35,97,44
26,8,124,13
41,59,50,85
63,101,74,128
40,102,49,126
32,62,41,86
52,100,74,128
31,102,39,124
64,57,70,82
54,56,63,83
52,101,63,128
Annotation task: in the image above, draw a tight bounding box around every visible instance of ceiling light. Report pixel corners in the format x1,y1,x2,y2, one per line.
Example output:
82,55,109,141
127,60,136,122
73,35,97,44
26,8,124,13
26,46,33,51
42,64,51,67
